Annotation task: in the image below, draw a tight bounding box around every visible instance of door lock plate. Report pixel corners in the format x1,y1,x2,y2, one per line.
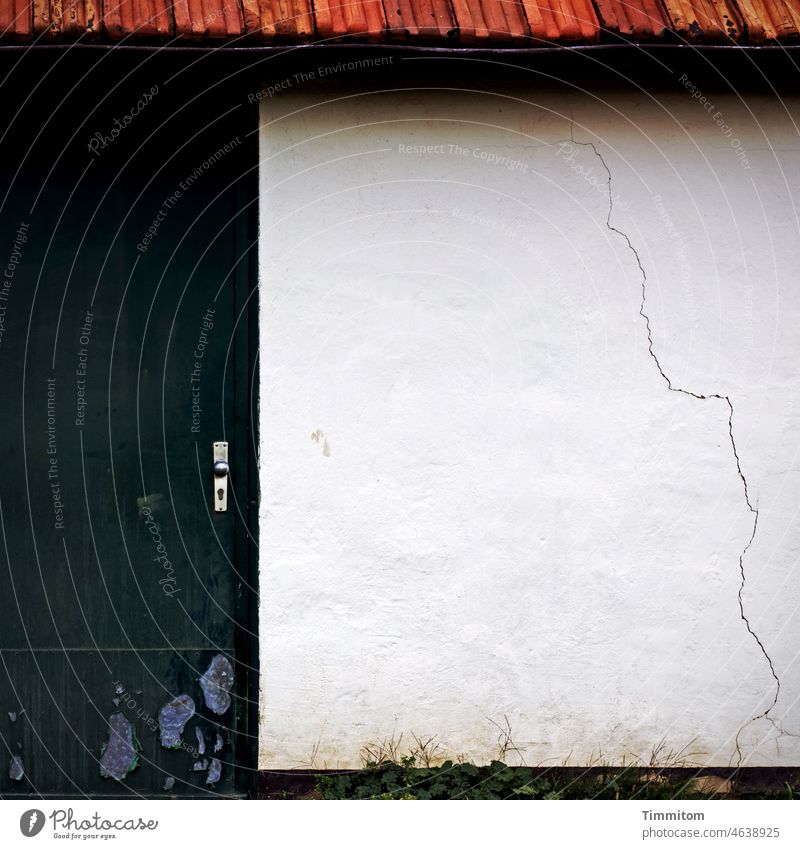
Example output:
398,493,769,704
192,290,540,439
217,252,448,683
213,442,229,512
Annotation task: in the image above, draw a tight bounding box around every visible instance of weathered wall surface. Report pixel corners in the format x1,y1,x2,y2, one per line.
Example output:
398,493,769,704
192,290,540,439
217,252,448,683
258,82,800,768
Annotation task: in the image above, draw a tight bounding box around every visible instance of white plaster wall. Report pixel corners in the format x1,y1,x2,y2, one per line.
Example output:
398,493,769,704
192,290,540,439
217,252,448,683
258,83,800,768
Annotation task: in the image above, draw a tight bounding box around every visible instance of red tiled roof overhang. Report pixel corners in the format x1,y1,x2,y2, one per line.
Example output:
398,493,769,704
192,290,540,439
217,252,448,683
1,0,799,45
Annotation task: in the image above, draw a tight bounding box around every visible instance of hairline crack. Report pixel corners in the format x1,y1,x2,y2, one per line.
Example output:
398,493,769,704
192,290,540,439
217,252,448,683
560,125,779,766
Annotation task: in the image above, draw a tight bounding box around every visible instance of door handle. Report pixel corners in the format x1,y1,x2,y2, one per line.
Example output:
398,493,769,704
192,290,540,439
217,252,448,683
213,442,229,512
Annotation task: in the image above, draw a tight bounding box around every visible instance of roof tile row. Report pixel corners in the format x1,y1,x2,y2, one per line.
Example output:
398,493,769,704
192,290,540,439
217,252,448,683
737,0,800,39
1,0,799,44
594,0,669,38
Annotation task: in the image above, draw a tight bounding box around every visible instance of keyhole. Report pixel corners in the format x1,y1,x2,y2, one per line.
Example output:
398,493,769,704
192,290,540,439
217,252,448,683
217,488,224,501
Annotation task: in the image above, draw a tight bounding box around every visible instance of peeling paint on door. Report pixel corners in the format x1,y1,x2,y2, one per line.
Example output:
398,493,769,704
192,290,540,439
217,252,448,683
199,655,234,716
99,714,139,781
158,695,195,749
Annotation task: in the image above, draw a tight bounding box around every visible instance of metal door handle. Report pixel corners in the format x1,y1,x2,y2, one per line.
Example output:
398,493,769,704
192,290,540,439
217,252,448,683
213,442,229,512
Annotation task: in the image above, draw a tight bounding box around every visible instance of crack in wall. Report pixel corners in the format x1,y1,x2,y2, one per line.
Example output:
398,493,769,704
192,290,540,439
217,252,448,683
561,127,779,765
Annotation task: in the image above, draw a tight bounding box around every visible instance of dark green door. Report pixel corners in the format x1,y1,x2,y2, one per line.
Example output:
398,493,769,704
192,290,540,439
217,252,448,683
0,54,258,797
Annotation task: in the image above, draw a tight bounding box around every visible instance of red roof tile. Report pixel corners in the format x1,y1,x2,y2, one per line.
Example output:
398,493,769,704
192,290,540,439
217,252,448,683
521,0,600,41
660,0,744,41
173,0,246,38
736,0,800,40
384,0,458,40
254,0,315,39
104,0,173,39
30,0,101,37
437,0,519,43
0,0,33,37
2,0,800,45
313,0,386,40
594,0,670,38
